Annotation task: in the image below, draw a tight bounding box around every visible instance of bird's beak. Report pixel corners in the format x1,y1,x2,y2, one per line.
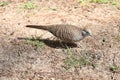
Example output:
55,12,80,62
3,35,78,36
89,34,92,36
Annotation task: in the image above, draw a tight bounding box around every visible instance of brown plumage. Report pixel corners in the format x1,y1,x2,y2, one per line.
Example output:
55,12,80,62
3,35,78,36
26,24,92,43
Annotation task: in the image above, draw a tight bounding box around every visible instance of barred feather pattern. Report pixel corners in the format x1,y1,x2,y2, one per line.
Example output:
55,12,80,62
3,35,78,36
26,24,91,42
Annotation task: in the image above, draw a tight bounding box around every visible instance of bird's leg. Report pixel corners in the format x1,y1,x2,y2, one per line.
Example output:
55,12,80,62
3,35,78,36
49,37,66,48
62,41,77,48
47,36,66,48
58,40,67,48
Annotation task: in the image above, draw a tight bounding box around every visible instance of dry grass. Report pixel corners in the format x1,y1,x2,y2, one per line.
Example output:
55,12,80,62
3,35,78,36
0,0,120,80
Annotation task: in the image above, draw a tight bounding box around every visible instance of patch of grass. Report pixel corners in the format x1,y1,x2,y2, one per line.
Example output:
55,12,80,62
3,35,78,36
91,0,120,6
79,54,90,66
63,48,90,70
91,0,109,3
78,0,89,5
50,7,58,11
110,1,118,5
78,0,119,5
92,63,98,69
0,1,9,7
27,34,46,49
110,65,119,72
63,48,80,70
116,34,120,41
22,2,37,9
26,38,45,49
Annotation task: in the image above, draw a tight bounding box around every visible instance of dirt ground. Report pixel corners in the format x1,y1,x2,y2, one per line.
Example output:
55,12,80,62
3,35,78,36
0,0,120,80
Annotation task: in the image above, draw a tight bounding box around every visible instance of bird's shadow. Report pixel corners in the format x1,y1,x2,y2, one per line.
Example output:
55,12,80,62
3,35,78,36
18,37,77,49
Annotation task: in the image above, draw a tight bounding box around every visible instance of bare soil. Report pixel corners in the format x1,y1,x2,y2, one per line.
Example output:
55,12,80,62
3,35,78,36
0,0,120,80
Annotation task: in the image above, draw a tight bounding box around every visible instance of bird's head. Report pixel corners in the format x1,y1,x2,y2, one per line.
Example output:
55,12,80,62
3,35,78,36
82,29,92,37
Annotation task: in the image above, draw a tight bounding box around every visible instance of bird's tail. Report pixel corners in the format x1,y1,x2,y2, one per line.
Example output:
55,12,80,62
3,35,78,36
26,25,50,30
